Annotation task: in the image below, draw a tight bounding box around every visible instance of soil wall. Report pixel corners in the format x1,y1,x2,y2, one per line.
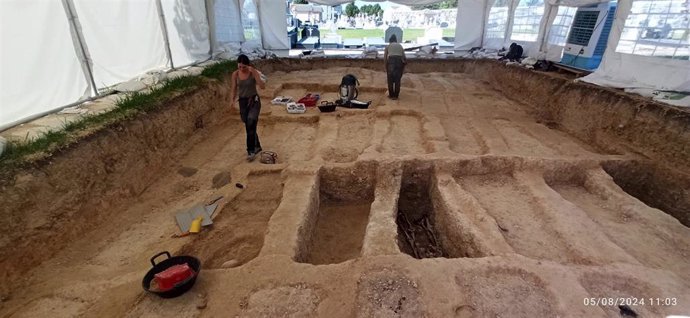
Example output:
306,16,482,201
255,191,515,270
0,79,233,293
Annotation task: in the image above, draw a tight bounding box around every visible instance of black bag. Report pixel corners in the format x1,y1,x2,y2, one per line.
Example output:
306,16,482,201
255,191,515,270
339,74,359,103
505,43,523,62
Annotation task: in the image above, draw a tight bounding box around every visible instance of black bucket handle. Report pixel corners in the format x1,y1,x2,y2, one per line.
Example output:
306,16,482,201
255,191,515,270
150,251,172,267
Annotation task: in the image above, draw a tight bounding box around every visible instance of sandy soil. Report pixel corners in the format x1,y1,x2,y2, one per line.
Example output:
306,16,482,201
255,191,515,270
1,65,689,317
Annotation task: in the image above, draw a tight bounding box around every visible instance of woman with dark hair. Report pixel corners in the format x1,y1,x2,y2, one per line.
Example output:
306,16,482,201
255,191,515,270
231,54,266,161
384,34,406,100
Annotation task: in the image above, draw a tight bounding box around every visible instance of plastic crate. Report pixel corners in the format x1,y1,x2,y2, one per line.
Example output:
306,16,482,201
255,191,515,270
286,102,306,114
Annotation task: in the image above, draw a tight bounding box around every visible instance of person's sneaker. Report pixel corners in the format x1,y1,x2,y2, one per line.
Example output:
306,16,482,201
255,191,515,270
247,152,257,162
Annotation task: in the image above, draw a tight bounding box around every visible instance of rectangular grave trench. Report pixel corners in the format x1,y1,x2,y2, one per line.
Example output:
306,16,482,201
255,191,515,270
602,161,690,227
301,163,377,265
397,162,456,259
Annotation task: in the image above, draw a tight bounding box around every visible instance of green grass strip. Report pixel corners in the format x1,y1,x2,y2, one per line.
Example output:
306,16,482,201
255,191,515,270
0,60,237,174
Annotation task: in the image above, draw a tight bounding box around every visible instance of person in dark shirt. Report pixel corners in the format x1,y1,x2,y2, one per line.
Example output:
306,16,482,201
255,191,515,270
230,54,266,162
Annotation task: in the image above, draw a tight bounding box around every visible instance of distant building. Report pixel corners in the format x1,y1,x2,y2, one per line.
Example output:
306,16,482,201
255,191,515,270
290,3,342,24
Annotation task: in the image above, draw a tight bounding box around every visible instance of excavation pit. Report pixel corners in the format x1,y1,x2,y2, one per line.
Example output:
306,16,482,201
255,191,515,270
397,163,448,259
602,161,690,227
179,172,284,269
300,163,376,265
2,58,690,317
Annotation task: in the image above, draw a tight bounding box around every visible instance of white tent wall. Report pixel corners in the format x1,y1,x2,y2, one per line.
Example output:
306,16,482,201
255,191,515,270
455,0,491,49
482,0,510,49
72,0,169,88
211,0,245,52
581,0,690,92
239,0,262,45
161,0,212,67
0,1,89,130
542,5,578,61
255,0,290,50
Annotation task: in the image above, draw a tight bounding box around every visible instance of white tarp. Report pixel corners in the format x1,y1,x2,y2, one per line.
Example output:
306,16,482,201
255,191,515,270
581,0,690,92
72,0,169,88
255,0,290,50
161,0,211,67
455,0,488,50
212,0,245,51
0,0,89,130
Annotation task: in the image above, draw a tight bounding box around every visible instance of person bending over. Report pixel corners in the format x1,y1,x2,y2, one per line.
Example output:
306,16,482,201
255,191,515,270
384,34,407,100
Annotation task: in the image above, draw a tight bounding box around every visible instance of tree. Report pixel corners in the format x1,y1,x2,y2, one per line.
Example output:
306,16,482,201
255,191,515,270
413,0,458,9
360,4,371,15
293,0,308,4
345,2,359,17
358,4,382,17
372,4,383,17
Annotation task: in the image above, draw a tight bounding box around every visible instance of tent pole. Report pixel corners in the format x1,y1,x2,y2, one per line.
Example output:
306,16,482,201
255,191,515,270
538,4,554,53
155,0,175,69
255,1,266,50
62,0,98,97
480,0,489,47
205,0,216,57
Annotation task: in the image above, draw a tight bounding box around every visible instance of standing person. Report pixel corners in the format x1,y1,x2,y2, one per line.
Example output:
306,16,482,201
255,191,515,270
384,34,406,100
231,54,266,162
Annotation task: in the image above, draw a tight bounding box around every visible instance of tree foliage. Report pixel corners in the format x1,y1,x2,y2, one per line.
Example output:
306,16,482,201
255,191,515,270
360,3,383,17
413,0,458,10
345,2,359,17
293,0,308,4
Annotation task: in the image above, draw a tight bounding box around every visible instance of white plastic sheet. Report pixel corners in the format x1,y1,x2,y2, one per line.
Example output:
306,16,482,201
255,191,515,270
255,0,289,50
0,0,89,130
581,0,690,92
455,0,488,50
161,0,211,67
72,0,168,88
212,0,245,49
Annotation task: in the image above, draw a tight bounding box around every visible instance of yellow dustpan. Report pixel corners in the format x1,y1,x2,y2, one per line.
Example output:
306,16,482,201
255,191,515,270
189,216,203,233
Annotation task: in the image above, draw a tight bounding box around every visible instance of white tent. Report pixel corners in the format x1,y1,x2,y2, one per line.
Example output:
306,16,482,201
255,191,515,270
454,0,689,92
0,0,288,130
1,0,688,130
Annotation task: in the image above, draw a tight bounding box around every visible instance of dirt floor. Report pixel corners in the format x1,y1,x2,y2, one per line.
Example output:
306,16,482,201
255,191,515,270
1,61,689,317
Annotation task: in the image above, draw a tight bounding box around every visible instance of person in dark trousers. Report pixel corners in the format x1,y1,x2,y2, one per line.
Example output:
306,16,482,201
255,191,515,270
384,34,406,100
231,54,266,162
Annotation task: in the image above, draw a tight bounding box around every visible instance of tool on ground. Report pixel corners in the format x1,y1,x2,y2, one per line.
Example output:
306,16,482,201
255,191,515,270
175,203,218,233
259,151,278,164
189,216,203,233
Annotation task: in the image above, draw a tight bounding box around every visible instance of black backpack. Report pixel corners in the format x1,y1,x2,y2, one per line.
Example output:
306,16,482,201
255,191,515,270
339,74,359,102
506,43,523,61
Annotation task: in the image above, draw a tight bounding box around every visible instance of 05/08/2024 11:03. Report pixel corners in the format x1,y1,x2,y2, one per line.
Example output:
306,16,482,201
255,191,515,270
583,297,678,307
